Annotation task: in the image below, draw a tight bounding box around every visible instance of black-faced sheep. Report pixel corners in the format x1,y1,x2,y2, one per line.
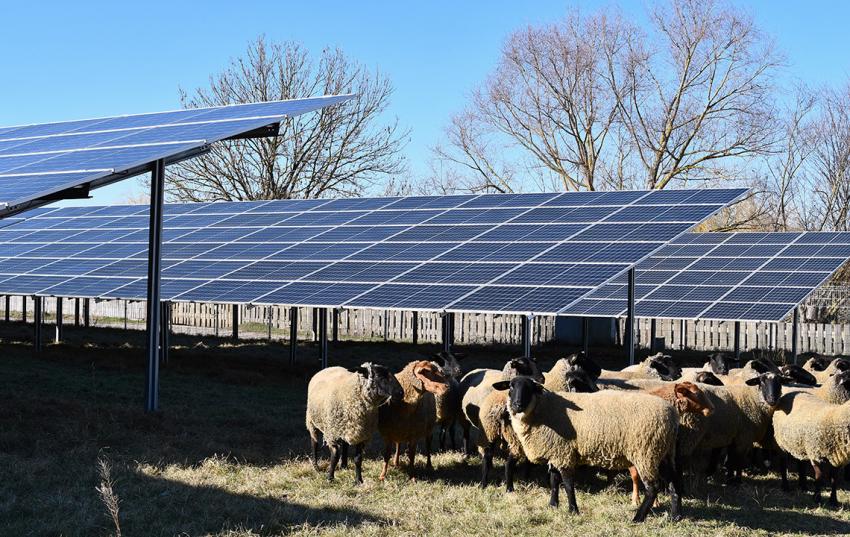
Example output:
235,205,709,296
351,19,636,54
430,351,465,450
458,356,545,454
599,352,681,381
680,352,738,382
378,360,450,480
306,363,403,483
494,377,682,522
773,390,850,506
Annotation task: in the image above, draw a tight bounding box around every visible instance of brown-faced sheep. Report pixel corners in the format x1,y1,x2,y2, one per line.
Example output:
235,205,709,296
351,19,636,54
306,363,403,483
378,360,449,480
430,351,465,451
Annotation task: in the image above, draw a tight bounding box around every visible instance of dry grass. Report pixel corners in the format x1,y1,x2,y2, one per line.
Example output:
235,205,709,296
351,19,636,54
0,322,848,536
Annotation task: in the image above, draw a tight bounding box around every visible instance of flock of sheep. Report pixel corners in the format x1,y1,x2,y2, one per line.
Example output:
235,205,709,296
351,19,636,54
305,349,850,523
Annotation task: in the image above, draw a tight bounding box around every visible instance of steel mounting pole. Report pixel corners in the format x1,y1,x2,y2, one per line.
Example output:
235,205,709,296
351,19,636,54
83,298,90,327
319,307,328,369
22,296,27,323
144,159,165,413
582,317,589,356
74,298,80,326
649,318,657,353
791,307,799,363
159,301,170,365
412,311,419,345
626,268,636,365
441,313,451,353
289,306,298,366
33,296,42,352
332,308,339,343
231,304,239,340
734,321,741,361
55,297,63,344
4,295,9,323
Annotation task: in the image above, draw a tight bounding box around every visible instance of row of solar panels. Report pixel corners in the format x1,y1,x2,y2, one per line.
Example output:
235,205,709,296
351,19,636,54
0,190,747,316
0,96,353,215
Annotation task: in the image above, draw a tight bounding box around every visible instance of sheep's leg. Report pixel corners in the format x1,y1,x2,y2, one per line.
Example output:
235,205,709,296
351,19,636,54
505,453,516,493
828,463,840,508
424,435,434,472
406,442,417,479
629,466,641,506
523,461,532,481
379,443,391,481
480,443,493,489
438,424,447,451
340,442,349,469
392,443,401,466
798,458,808,491
353,443,364,485
327,443,340,482
779,453,790,492
559,467,579,514
548,465,562,508
310,435,321,472
461,419,472,457
812,462,824,505
660,458,682,522
448,421,457,451
633,482,658,523
725,447,742,486
706,448,721,479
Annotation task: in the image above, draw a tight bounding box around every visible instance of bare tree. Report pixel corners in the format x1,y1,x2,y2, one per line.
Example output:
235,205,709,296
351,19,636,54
167,37,408,201
434,10,634,193
806,84,850,231
616,0,781,189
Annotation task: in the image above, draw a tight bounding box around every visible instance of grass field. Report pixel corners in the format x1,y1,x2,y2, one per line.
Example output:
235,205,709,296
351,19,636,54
1,322,848,536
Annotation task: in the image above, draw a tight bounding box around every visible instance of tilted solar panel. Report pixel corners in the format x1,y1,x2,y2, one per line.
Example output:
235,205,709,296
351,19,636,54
562,231,850,321
0,96,353,216
0,189,746,315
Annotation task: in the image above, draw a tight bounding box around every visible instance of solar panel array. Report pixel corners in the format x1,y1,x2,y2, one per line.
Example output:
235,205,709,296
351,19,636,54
563,231,850,321
0,95,352,215
0,189,745,315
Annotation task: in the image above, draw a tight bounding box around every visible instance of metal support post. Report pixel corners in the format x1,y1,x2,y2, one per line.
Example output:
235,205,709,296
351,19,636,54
332,308,339,342
521,315,532,357
83,298,90,327
232,304,239,340
441,313,451,353
649,318,657,353
4,295,9,322
33,297,42,352
144,159,165,413
791,308,799,363
319,307,328,369
22,296,27,323
626,268,636,365
582,317,589,356
289,306,298,366
412,311,419,345
74,298,80,326
734,321,741,361
55,297,63,344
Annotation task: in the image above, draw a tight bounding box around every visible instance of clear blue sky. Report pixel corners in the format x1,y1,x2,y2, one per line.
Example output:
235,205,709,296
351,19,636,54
2,0,849,205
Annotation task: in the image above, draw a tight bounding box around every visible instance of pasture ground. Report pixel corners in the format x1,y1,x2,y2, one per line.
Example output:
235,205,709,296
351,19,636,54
0,322,848,536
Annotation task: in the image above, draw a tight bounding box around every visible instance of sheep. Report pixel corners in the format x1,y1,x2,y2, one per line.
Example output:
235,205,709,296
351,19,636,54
627,382,714,506
378,360,449,480
458,356,545,454
430,351,465,451
721,358,781,385
802,354,833,374
692,371,724,386
773,390,850,506
478,369,598,492
779,364,817,386
680,352,738,382
812,358,850,384
599,352,681,381
543,352,601,390
493,377,682,522
305,363,403,483
695,372,792,483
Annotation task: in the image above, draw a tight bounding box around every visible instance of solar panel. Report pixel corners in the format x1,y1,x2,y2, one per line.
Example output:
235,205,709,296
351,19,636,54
0,189,746,314
0,95,353,216
563,231,850,321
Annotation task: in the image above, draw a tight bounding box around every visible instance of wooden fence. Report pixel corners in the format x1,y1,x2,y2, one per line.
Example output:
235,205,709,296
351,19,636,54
4,295,850,355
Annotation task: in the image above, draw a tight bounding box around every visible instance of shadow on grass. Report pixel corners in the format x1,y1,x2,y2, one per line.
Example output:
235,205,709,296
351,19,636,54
687,500,850,534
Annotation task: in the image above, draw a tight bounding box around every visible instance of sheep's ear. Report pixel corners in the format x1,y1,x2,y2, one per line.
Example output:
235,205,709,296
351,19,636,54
350,365,370,377
492,381,511,391
744,376,761,386
779,375,796,385
431,354,446,366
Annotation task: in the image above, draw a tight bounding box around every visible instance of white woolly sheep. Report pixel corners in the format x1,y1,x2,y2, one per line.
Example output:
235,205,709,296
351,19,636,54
599,353,681,381
494,377,682,523
773,390,850,506
305,363,403,483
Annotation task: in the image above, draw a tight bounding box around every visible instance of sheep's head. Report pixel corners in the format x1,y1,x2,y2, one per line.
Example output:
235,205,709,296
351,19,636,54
745,372,794,407
673,382,714,417
829,358,850,374
708,352,736,375
562,351,602,381
779,364,817,386
804,355,832,372
747,358,780,375
832,370,850,394
352,362,403,404
504,356,545,383
693,371,723,386
431,351,464,379
492,376,543,419
411,360,449,395
561,370,599,393
647,353,681,381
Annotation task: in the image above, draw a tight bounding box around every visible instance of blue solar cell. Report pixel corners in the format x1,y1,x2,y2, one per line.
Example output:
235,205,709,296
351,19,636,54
395,285,477,309
449,286,534,311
